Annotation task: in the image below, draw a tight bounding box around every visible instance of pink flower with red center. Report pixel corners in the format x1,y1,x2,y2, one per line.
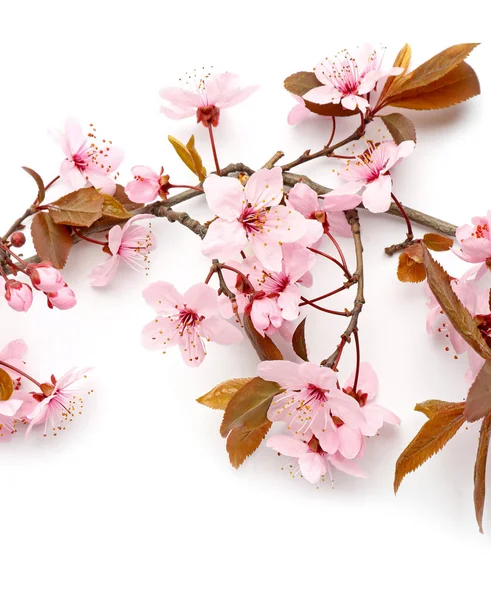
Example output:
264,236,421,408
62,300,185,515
266,434,367,485
453,212,491,278
202,167,310,271
334,140,415,213
258,360,365,451
52,118,123,196
26,262,64,293
160,72,258,127
0,339,28,442
90,216,155,287
303,44,403,113
287,181,361,238
125,166,170,204
4,280,33,312
25,368,90,437
142,282,243,367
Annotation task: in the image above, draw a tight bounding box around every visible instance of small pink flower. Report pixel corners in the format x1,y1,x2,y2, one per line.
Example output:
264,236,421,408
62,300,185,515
258,360,365,451
287,181,361,238
26,368,90,437
160,72,258,127
46,284,77,310
4,280,33,312
142,282,243,367
334,140,415,213
202,168,310,271
125,166,169,204
90,216,155,287
267,434,367,485
52,118,123,196
303,44,402,113
27,262,64,293
453,212,491,277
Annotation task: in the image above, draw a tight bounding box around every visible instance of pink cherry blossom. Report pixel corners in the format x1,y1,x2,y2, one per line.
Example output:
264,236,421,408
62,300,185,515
4,280,33,312
0,339,28,441
267,434,367,485
0,398,24,442
287,181,361,238
26,368,90,437
27,262,64,293
202,167,310,271
333,140,415,213
453,212,491,278
303,44,403,113
142,282,243,367
52,118,123,196
258,360,365,452
160,72,258,126
126,166,167,204
90,216,155,287
0,339,28,379
46,284,77,310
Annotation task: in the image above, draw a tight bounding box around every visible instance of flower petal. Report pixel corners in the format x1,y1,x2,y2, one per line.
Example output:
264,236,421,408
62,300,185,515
203,174,244,220
142,281,183,314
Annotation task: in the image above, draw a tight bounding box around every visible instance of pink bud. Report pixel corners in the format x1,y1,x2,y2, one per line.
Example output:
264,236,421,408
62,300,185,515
46,284,76,310
27,261,64,293
4,280,33,312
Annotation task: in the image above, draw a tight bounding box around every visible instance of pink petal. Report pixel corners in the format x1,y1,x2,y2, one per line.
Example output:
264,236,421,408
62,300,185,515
321,193,362,211
257,360,301,388
0,339,27,361
219,84,259,108
0,399,23,417
203,174,244,220
201,218,248,261
159,86,201,108
160,105,196,120
60,160,87,190
245,167,284,209
315,422,339,454
344,362,378,400
328,391,366,428
303,86,342,105
296,219,324,247
183,283,218,317
141,315,179,351
250,297,283,334
362,176,392,213
125,178,160,204
199,316,243,345
328,454,368,478
288,101,314,126
266,434,308,458
86,168,116,196
282,243,316,282
337,425,363,459
142,281,183,314
107,225,123,255
90,255,121,287
277,285,301,321
287,182,320,217
327,212,352,237
298,453,326,484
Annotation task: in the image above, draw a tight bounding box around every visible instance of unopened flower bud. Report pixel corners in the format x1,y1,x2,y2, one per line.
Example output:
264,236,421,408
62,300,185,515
10,231,26,248
27,261,64,293
46,284,77,310
4,279,33,312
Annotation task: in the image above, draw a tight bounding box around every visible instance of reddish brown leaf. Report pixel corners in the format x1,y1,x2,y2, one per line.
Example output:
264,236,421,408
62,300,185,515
423,233,454,252
379,113,416,145
101,195,133,220
243,314,283,361
464,361,491,422
284,71,358,117
0,368,14,401
397,251,426,283
387,62,480,110
220,377,280,438
378,43,412,105
474,415,491,533
415,400,464,419
388,43,479,97
292,317,308,361
31,212,73,269
226,422,271,469
394,403,466,493
49,188,103,227
22,166,45,205
196,378,252,410
422,247,491,361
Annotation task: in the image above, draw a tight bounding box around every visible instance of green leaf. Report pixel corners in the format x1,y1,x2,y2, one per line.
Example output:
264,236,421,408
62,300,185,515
422,246,491,361
196,378,253,410
31,212,73,269
226,422,271,469
292,317,308,361
379,113,416,145
168,135,198,177
394,403,466,493
0,369,14,401
464,361,491,422
22,166,45,205
220,377,280,438
49,188,103,227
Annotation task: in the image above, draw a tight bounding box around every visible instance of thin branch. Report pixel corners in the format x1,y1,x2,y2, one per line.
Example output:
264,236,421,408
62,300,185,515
262,151,285,169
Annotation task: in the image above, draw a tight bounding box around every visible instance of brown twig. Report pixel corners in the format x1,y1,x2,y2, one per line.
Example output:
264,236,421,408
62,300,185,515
261,151,285,169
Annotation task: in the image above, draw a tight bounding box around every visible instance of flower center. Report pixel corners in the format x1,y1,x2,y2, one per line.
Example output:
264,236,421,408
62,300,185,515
239,205,267,234
177,308,202,334
474,224,489,239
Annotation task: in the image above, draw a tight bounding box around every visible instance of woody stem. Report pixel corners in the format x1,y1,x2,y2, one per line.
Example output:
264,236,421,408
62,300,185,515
0,360,43,389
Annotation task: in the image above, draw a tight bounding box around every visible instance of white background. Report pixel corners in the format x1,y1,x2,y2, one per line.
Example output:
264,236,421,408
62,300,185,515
0,1,490,598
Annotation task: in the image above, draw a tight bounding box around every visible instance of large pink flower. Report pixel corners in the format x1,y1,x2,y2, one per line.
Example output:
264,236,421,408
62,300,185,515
334,140,415,213
303,44,403,113
90,216,155,287
202,168,310,271
258,360,365,452
52,119,123,196
266,434,367,485
453,212,491,278
287,181,361,238
160,72,258,126
142,282,243,367
26,368,90,437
